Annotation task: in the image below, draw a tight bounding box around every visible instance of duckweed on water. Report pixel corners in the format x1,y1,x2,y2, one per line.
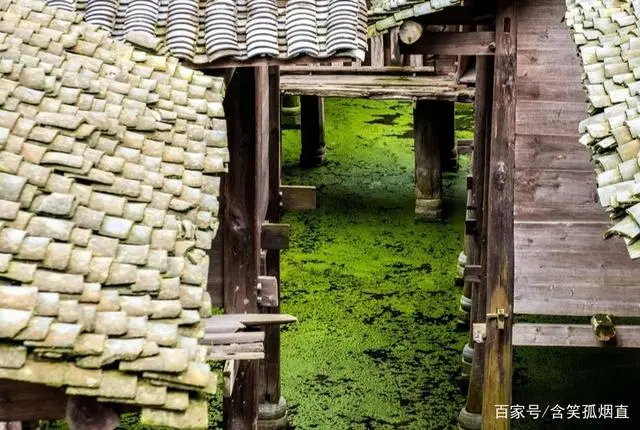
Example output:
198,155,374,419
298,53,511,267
280,99,471,430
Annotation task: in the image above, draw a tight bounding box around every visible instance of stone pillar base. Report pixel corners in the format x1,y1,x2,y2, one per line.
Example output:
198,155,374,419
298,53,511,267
415,198,442,220
258,397,288,430
457,407,482,430
458,295,472,324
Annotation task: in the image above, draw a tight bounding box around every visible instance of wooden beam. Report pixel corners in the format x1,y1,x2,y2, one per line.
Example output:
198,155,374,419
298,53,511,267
473,323,640,348
223,360,239,398
204,331,266,345
413,5,494,26
208,314,297,327
222,67,261,430
0,381,67,421
458,139,474,154
257,275,279,308
259,65,285,410
280,66,436,74
482,3,517,430
281,185,316,211
261,223,290,250
400,31,496,56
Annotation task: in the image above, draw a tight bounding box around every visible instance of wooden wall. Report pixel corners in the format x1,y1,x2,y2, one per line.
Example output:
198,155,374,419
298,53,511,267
513,0,640,317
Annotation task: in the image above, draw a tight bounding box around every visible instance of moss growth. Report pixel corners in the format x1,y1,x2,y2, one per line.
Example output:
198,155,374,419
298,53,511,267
280,99,471,429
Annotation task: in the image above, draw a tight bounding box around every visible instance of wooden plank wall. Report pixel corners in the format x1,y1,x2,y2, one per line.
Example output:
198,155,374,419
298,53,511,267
514,0,640,317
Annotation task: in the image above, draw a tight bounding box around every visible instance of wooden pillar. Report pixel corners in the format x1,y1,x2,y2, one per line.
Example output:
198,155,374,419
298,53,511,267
414,99,445,220
258,66,288,429
482,2,517,429
222,67,265,430
441,101,458,172
459,44,495,430
299,95,326,168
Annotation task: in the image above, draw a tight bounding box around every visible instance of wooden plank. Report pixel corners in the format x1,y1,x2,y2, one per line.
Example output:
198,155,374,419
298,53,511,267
371,35,384,68
281,185,316,211
300,96,326,167
208,314,297,327
515,135,592,171
474,323,640,347
256,65,270,224
513,324,640,348
223,360,239,398
482,2,517,428
204,332,266,345
401,31,496,56
0,381,67,421
281,66,437,74
516,100,586,137
257,275,278,308
222,67,260,430
514,222,640,316
514,169,604,222
280,74,474,101
261,223,290,250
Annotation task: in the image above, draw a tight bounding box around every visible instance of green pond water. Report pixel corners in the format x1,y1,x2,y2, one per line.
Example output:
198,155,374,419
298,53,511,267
45,98,640,430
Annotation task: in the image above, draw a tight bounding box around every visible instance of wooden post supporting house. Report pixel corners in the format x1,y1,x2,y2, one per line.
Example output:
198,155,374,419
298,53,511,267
414,100,447,220
481,1,517,428
458,35,495,430
300,96,326,168
258,66,288,429
223,67,263,430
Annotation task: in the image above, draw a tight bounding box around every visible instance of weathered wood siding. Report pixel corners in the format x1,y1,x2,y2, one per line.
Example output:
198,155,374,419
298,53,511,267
514,0,640,316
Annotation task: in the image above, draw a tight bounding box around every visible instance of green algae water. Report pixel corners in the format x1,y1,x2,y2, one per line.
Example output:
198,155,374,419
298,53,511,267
279,98,472,429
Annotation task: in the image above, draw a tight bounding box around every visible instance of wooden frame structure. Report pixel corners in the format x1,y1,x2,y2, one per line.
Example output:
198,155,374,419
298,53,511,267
423,1,640,429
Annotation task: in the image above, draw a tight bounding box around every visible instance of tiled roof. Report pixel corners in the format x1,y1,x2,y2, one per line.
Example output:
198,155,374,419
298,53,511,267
367,0,461,37
0,0,227,426
566,0,640,259
40,0,368,63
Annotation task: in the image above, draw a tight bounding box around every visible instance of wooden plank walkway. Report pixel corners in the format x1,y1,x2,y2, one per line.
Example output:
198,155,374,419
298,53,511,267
513,0,639,318
280,74,474,102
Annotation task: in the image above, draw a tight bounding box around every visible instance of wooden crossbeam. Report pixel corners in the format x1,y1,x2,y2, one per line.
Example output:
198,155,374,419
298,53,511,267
261,223,290,250
473,323,640,348
400,32,496,56
458,139,474,154
281,185,317,211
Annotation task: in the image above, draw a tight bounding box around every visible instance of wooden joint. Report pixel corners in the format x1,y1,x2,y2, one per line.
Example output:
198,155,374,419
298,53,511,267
261,223,290,250
223,359,239,398
473,323,487,344
486,308,509,330
463,264,482,284
257,275,279,308
281,185,317,211
591,314,617,343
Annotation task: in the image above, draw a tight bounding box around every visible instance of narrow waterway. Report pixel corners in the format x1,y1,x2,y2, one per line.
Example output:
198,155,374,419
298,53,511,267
280,99,472,429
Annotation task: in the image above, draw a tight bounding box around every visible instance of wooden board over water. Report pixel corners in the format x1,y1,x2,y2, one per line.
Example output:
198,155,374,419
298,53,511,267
514,0,639,317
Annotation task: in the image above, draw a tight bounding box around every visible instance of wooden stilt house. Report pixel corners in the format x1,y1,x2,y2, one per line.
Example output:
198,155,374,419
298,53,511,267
0,0,366,429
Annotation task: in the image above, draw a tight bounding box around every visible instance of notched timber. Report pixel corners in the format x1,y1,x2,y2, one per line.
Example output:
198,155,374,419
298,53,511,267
281,185,317,211
261,223,291,250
